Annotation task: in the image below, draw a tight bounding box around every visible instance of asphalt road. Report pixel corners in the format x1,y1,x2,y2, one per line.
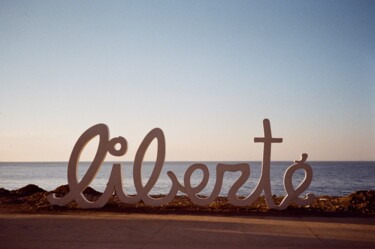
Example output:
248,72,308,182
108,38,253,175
0,214,374,249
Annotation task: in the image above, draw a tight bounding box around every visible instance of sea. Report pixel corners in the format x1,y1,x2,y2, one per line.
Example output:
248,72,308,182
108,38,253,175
0,161,374,197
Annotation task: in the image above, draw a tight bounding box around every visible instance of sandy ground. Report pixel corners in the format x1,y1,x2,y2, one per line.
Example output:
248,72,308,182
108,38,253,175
0,213,374,249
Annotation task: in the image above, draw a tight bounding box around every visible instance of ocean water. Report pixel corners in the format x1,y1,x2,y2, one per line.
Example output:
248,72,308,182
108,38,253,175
0,161,374,197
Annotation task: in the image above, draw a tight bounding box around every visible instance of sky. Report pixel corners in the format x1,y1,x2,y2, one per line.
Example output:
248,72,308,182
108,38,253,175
0,0,374,162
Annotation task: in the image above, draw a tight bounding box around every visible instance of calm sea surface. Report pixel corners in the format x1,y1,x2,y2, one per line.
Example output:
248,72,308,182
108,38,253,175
0,161,374,196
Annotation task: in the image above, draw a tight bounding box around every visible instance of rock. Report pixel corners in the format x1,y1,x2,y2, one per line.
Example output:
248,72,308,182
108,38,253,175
51,184,102,200
52,185,70,196
83,187,102,197
0,188,10,197
12,184,46,197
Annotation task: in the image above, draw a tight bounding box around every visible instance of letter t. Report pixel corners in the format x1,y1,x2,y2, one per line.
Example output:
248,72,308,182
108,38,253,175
253,119,282,208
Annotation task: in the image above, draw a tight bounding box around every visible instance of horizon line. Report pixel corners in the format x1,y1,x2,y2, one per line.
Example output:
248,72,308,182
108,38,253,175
1,160,375,163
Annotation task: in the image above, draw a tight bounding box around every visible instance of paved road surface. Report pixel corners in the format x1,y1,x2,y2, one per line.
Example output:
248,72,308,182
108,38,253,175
0,214,374,248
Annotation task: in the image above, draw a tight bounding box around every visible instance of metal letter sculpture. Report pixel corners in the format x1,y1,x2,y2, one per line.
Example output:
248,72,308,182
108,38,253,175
48,119,316,210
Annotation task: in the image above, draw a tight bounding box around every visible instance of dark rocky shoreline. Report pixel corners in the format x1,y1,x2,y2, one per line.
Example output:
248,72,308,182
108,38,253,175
0,184,374,217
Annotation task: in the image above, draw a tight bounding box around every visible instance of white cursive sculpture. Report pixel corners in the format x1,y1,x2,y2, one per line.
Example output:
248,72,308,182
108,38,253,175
48,119,316,210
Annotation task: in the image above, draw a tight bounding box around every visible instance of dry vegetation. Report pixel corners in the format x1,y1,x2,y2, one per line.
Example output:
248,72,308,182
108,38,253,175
0,184,374,217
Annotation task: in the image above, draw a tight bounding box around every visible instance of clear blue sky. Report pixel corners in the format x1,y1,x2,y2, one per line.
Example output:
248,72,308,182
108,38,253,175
0,0,374,161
